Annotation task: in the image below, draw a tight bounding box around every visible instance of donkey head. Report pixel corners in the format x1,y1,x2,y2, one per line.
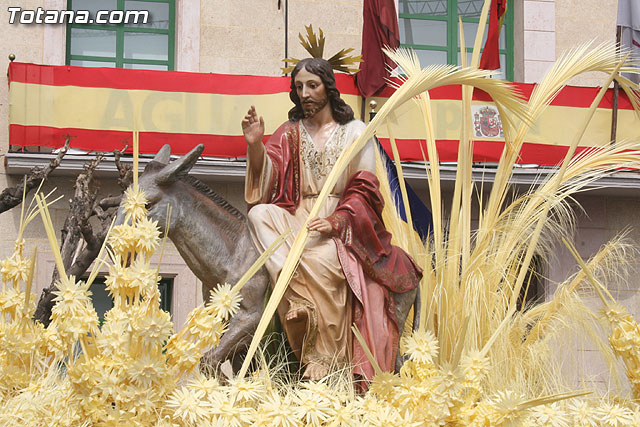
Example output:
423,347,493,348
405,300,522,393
116,144,204,229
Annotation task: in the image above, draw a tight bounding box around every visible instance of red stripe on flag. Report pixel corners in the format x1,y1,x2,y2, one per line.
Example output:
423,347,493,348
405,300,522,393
9,124,609,166
377,78,634,109
376,137,593,165
8,62,360,96
10,125,249,157
10,124,598,168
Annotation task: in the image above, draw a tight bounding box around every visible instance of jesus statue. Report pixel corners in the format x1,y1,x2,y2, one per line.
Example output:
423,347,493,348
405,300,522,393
242,57,422,381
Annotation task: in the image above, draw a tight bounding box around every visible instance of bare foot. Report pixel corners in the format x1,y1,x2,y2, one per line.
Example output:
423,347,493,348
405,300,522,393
303,362,329,381
285,307,306,322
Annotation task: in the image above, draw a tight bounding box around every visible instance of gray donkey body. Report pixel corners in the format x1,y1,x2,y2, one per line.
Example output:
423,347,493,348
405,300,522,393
134,144,418,372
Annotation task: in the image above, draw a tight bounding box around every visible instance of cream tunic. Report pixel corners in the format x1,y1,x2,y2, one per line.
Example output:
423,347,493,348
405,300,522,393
245,119,376,371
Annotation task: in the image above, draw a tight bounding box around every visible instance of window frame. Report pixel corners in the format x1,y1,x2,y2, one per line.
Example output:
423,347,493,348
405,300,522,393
65,0,175,70
398,0,514,81
88,276,174,322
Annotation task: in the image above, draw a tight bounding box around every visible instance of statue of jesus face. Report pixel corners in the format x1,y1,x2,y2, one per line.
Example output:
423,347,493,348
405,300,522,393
288,58,354,124
294,68,329,119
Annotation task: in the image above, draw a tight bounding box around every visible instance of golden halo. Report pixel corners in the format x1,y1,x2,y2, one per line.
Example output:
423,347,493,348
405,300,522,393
281,25,363,75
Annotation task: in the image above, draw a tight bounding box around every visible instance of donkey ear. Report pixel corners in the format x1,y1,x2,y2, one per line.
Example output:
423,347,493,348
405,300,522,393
155,144,204,184
153,144,172,165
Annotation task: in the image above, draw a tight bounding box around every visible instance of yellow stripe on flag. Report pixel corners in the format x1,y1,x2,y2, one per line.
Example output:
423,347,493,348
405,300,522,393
10,82,640,148
9,82,362,135
369,96,640,147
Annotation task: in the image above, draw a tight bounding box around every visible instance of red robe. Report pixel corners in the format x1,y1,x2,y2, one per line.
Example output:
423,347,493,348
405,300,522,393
259,120,422,379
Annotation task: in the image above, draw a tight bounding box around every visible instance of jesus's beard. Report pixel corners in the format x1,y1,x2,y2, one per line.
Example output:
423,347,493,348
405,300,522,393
301,97,329,118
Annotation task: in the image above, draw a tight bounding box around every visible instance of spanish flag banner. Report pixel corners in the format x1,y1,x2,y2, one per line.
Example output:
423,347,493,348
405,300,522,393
8,62,640,165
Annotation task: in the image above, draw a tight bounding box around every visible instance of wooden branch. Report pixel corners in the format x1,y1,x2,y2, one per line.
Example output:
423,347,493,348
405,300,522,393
67,214,109,279
33,288,56,326
34,147,132,326
0,138,70,214
36,194,118,327
54,153,104,282
35,152,105,325
98,195,123,211
114,147,133,190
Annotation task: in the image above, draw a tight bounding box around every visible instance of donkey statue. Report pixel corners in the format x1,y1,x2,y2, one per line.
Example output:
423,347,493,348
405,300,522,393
131,144,419,373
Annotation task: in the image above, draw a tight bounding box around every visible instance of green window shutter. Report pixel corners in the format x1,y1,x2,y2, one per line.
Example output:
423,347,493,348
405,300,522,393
66,0,175,70
399,0,514,81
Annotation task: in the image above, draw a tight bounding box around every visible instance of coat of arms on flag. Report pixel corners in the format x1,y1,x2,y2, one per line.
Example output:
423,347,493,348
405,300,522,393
473,105,504,138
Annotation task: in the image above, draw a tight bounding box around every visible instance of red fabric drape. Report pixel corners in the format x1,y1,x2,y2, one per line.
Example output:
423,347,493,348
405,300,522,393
327,171,422,296
479,0,508,70
260,121,301,214
356,0,400,98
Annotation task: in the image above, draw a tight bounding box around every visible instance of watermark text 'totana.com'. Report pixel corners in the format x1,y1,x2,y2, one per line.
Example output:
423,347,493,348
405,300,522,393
8,7,149,25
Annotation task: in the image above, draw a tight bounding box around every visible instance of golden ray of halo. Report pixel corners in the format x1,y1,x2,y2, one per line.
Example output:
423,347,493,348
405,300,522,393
281,24,362,74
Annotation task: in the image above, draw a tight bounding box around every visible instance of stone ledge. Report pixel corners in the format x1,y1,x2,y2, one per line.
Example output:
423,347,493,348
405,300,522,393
5,152,640,195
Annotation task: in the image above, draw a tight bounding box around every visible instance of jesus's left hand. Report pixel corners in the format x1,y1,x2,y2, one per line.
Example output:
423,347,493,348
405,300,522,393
307,217,332,234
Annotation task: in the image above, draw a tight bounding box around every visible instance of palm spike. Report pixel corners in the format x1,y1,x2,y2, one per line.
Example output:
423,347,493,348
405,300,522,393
327,48,363,73
299,24,325,59
281,25,362,75
281,57,301,74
